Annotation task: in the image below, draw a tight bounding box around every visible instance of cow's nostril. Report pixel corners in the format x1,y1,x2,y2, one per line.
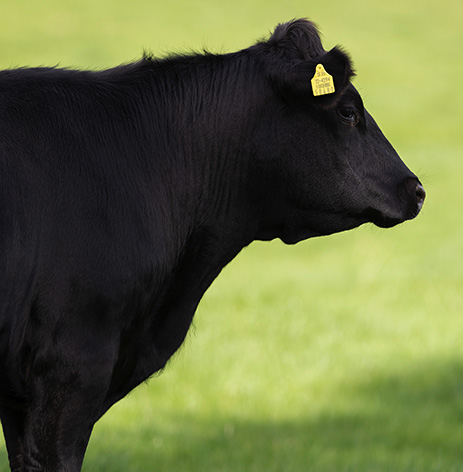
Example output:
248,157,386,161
401,178,425,219
415,182,426,208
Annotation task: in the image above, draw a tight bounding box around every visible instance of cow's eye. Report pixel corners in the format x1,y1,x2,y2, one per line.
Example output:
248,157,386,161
338,106,359,125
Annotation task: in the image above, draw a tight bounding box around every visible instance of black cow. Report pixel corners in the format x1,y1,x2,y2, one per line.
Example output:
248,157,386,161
0,19,424,471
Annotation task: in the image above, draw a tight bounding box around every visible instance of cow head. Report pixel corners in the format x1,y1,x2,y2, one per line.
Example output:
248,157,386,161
249,20,425,244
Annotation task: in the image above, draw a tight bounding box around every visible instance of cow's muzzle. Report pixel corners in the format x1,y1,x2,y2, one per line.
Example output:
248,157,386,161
367,176,425,228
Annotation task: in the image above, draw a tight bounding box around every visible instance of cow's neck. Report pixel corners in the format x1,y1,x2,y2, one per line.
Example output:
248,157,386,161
141,53,263,360
147,53,263,256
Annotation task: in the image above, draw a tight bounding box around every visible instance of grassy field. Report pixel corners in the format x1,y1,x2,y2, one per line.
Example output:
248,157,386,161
0,0,462,470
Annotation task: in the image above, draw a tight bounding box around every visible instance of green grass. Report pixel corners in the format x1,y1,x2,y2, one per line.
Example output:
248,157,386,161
0,0,462,470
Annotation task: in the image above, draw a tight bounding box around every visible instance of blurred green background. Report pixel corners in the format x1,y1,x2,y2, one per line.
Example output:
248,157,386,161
0,0,462,471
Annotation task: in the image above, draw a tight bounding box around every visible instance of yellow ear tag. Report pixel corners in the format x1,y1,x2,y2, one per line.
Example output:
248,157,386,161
311,64,335,96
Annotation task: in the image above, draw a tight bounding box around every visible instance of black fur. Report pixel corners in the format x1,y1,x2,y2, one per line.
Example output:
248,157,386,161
0,19,424,471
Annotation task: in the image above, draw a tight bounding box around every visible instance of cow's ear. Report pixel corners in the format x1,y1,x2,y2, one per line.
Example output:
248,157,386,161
276,47,355,108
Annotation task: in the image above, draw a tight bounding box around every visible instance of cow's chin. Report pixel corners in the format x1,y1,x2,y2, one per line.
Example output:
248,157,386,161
371,215,404,229
366,204,422,229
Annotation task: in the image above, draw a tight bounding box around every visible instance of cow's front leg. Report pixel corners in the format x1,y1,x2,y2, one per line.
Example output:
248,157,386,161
22,392,94,471
17,348,115,472
16,387,95,471
1,388,97,472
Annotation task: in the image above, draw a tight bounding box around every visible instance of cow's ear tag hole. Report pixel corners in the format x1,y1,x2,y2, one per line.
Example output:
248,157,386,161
311,64,335,96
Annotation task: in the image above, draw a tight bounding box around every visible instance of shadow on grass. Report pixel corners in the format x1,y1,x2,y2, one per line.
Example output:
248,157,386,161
81,358,463,472
1,359,461,471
